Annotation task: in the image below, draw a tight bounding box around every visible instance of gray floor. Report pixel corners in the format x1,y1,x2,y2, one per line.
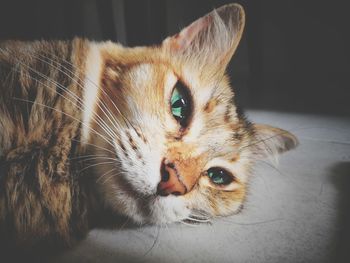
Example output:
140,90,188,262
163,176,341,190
51,110,350,263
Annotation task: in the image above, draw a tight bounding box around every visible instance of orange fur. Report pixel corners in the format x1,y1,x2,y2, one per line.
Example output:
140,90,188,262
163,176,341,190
0,4,298,254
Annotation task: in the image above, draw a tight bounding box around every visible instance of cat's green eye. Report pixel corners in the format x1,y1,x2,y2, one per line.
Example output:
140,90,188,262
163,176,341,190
207,167,234,185
170,81,191,127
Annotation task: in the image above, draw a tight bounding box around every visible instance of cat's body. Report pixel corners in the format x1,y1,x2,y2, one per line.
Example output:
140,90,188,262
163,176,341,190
0,4,297,252
0,39,94,249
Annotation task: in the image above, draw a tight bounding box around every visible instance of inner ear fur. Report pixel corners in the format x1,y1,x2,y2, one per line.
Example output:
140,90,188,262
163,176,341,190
253,124,299,159
162,3,245,74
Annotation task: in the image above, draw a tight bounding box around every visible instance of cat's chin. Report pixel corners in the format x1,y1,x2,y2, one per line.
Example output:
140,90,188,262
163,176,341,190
118,194,191,225
147,195,191,225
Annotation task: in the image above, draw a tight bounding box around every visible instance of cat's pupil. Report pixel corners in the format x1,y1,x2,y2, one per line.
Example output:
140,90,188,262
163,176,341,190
171,96,187,119
170,82,191,126
207,167,233,185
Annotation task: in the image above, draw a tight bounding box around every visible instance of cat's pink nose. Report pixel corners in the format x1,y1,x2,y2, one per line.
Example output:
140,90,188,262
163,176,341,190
157,160,187,196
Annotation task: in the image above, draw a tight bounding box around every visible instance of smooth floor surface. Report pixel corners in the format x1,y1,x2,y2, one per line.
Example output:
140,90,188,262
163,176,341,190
50,110,350,263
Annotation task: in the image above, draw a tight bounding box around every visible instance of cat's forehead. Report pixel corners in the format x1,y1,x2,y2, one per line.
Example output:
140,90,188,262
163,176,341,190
124,61,238,127
125,60,235,105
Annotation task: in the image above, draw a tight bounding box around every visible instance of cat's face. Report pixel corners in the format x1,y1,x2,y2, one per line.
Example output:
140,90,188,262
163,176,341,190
88,4,297,224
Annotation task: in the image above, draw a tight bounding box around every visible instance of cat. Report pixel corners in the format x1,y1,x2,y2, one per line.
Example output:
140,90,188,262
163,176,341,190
0,3,297,252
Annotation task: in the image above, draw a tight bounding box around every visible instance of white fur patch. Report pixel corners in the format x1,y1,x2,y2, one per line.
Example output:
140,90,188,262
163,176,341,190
151,196,190,224
82,42,102,142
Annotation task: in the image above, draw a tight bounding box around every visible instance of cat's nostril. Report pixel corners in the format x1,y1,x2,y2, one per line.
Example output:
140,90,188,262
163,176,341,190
162,170,170,182
157,159,187,196
160,161,170,182
166,162,175,169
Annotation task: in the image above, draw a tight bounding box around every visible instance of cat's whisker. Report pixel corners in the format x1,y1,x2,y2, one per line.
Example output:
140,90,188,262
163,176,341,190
33,51,146,155
117,216,132,231
39,54,126,142
190,211,211,220
190,209,212,218
95,118,120,142
188,213,208,220
240,130,292,151
69,154,112,160
25,98,115,149
0,48,122,142
105,169,131,187
142,224,161,256
70,156,120,164
101,171,123,185
180,220,199,227
187,216,211,223
97,93,124,131
10,69,120,144
77,161,116,175
76,158,123,170
249,156,285,177
71,138,115,155
2,63,116,143
96,168,119,184
37,52,132,130
217,217,284,226
1,49,79,103
11,97,115,149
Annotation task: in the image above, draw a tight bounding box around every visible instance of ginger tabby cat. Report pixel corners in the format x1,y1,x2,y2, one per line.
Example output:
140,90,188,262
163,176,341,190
0,3,297,252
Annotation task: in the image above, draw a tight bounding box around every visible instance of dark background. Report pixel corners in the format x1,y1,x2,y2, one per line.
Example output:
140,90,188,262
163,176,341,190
0,0,349,116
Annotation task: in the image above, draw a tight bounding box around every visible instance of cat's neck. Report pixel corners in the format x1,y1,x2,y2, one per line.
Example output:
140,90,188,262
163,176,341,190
81,42,104,143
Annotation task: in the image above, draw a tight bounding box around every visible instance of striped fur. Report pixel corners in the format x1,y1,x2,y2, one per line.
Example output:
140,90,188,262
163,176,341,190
0,3,297,253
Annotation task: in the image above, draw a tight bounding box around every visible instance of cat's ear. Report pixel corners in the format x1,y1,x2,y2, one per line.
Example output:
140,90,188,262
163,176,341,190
253,124,299,159
162,3,245,72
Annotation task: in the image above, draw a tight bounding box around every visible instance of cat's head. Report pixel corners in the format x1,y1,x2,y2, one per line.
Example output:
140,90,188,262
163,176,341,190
87,4,298,224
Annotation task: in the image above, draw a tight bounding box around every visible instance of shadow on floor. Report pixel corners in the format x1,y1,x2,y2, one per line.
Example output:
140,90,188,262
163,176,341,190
329,161,350,263
0,210,140,263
